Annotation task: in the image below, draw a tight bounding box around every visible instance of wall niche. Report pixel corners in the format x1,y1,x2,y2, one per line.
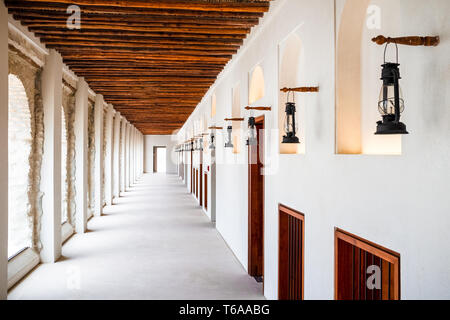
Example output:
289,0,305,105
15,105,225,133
278,29,305,155
336,0,402,155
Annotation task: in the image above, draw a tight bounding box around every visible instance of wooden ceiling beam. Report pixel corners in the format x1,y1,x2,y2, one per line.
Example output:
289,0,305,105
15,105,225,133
23,22,251,35
11,11,259,26
11,0,270,13
6,2,266,19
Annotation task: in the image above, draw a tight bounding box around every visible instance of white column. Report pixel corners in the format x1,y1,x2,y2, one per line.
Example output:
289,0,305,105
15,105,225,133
74,78,89,234
0,1,9,299
94,94,104,217
113,112,121,199
40,49,63,262
120,117,127,194
104,105,114,206
130,127,135,184
127,123,131,188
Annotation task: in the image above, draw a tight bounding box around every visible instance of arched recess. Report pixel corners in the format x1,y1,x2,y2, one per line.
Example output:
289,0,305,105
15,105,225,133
249,65,265,104
232,83,241,154
87,101,95,217
336,0,401,154
278,32,305,154
8,74,32,258
211,93,217,119
61,105,68,224
62,84,76,228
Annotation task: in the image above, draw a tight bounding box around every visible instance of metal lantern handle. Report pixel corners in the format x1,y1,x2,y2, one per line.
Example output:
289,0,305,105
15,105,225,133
383,42,399,64
286,90,295,104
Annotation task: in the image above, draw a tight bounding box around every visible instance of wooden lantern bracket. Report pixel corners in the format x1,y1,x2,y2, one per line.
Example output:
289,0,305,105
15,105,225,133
208,126,223,130
280,87,319,93
224,117,245,122
372,35,440,47
245,106,272,111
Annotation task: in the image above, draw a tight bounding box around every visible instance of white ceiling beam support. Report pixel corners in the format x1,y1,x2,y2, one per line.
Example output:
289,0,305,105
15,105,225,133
94,94,104,217
40,49,63,262
104,105,114,206
74,78,89,234
0,1,9,300
113,111,121,200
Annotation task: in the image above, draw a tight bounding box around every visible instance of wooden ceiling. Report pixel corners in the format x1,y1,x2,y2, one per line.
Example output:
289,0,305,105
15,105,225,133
6,0,272,134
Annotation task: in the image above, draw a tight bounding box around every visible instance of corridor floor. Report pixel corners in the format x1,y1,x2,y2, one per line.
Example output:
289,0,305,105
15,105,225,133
8,174,264,300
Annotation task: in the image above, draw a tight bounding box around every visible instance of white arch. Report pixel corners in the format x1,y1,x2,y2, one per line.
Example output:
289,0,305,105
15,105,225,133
249,65,265,104
8,74,32,258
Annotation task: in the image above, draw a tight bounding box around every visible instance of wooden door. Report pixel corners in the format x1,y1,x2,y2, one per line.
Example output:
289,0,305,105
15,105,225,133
204,172,208,210
248,116,264,282
190,150,193,194
335,228,400,300
153,146,157,173
199,151,203,206
278,204,304,300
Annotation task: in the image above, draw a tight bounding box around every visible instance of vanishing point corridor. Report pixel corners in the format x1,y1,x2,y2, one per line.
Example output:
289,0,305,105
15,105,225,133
8,174,263,300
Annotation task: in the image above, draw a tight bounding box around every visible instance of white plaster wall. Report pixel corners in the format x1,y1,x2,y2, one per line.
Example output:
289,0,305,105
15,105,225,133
179,0,450,300
144,135,177,174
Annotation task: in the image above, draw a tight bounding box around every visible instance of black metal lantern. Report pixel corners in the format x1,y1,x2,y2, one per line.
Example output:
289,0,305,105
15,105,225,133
190,140,194,151
224,125,233,148
282,91,300,144
199,138,204,151
375,43,408,135
246,116,257,146
209,132,215,149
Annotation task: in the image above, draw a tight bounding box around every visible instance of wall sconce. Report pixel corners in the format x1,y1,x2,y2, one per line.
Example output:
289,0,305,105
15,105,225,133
208,126,222,150
280,87,319,144
224,126,233,148
223,118,244,148
244,106,271,146
247,116,257,146
372,35,439,135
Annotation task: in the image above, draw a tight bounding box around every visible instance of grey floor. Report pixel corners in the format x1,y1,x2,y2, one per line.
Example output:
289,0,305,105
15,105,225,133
8,173,264,300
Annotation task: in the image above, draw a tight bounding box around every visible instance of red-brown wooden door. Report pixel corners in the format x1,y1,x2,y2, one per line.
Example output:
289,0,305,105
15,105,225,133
248,116,264,283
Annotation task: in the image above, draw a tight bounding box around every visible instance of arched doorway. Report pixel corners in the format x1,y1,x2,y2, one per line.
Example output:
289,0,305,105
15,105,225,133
8,74,32,258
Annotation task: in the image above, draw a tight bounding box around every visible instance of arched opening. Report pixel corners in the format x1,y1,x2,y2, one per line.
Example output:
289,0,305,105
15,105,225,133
232,83,241,154
278,32,305,154
211,93,217,119
8,74,32,258
249,65,265,105
336,0,401,154
61,105,68,224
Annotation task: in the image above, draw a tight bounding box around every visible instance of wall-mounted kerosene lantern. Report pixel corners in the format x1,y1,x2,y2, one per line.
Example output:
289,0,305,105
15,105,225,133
208,126,222,150
246,116,257,146
282,91,299,144
209,132,215,149
371,35,440,135
224,126,233,148
375,43,408,135
279,87,319,145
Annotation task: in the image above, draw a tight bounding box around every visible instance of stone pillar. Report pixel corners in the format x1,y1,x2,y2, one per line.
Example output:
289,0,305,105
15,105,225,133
94,94,104,217
120,117,127,194
0,1,9,300
104,105,114,206
113,112,121,199
130,127,135,185
40,49,63,262
74,78,89,234
127,123,131,188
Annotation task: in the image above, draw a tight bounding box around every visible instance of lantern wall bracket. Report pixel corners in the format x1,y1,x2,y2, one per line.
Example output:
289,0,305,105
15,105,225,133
208,126,223,130
280,87,319,93
245,106,272,111
224,118,245,121
372,35,440,47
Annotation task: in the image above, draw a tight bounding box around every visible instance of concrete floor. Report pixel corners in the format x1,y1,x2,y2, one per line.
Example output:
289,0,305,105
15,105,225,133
8,174,264,300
